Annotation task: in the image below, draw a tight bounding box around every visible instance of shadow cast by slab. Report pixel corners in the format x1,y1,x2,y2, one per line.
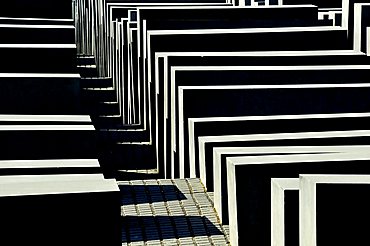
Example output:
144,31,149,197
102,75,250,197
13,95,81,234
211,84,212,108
121,215,223,243
119,185,187,205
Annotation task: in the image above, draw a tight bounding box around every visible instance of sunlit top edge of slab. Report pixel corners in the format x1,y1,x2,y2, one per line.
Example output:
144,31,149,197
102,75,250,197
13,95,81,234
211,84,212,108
198,130,370,142
149,26,344,35
271,178,299,189
0,125,95,131
136,4,316,10
0,159,100,169
156,50,364,57
300,174,370,183
0,115,91,122
228,151,370,165
214,145,370,155
189,112,370,123
0,73,80,78
0,17,73,21
0,24,74,29
0,44,76,48
0,179,119,197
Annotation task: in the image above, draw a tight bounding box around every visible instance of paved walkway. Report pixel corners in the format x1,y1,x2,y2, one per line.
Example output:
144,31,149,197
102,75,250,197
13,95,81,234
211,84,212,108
119,178,230,246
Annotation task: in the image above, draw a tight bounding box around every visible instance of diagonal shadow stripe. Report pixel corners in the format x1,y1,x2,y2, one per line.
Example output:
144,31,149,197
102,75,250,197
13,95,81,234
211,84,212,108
121,215,223,243
119,184,187,205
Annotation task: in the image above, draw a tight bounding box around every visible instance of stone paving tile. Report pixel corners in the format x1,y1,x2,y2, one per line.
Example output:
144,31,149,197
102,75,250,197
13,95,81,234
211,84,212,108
146,240,162,246
162,239,179,246
130,241,146,246
178,237,195,245
118,178,230,246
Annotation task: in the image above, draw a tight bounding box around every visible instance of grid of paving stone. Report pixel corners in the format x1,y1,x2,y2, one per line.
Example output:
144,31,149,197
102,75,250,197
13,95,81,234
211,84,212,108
118,178,230,246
